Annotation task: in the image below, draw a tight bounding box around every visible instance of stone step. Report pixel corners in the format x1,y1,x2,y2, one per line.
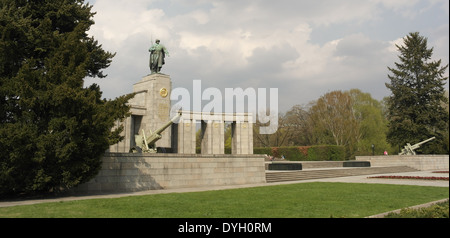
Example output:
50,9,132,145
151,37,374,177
266,166,418,183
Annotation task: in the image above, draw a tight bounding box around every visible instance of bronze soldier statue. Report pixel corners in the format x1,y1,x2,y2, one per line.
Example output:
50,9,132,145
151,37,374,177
149,39,169,74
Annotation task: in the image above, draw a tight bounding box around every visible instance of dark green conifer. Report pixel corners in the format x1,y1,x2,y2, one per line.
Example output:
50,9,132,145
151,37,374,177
0,0,133,196
385,32,448,154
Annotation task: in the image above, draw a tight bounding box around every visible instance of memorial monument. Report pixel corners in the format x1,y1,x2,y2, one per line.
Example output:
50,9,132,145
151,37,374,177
108,39,253,155
73,39,265,194
109,40,172,152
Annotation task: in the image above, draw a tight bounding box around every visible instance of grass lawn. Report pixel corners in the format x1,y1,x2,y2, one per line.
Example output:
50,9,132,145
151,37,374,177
0,182,448,218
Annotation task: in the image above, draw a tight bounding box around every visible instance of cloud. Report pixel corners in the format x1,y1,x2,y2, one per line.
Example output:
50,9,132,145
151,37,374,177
374,0,421,18
85,0,449,113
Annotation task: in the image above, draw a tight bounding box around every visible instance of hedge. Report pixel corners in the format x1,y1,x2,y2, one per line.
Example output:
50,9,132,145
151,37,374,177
196,147,234,154
254,145,346,161
195,145,345,161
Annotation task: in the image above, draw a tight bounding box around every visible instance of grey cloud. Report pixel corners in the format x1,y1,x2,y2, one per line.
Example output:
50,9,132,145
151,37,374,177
334,34,388,58
86,0,448,113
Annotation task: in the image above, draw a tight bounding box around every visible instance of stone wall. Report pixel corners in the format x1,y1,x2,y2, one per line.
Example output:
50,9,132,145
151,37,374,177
355,155,449,171
73,153,266,194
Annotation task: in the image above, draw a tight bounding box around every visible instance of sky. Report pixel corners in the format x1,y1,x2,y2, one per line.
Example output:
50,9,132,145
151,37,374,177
83,0,449,113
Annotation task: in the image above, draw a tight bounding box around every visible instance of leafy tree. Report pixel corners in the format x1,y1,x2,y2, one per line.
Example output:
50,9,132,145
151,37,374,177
385,32,448,154
307,90,391,158
348,89,392,155
0,0,133,196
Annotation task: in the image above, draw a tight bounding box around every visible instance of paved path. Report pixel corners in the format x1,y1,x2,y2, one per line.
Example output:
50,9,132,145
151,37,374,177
0,170,447,208
294,170,449,187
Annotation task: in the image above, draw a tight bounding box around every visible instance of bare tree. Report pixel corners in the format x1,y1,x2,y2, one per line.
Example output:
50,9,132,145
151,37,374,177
283,104,314,145
253,111,291,147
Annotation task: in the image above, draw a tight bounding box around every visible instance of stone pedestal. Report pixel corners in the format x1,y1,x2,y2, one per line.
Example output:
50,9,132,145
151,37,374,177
109,73,172,152
132,73,172,149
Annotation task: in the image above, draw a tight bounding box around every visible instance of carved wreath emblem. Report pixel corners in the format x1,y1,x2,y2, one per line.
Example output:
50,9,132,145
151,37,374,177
159,88,168,98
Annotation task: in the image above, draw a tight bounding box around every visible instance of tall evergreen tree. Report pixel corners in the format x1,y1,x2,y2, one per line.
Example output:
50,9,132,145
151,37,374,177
385,32,448,154
0,0,133,196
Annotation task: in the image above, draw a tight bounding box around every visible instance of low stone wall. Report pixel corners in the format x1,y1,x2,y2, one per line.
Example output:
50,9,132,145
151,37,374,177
355,155,449,171
73,153,266,194
265,161,371,170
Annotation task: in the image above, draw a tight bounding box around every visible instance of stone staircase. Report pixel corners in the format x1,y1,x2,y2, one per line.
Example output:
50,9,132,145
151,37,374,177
266,166,418,183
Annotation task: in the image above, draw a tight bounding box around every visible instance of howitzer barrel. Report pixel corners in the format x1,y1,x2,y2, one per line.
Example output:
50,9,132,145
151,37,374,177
133,112,182,153
399,136,436,155
153,112,182,135
146,112,182,145
412,137,435,148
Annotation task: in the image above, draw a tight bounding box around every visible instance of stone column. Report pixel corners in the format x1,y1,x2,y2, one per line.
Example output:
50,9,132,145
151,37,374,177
231,113,253,154
176,118,197,154
108,117,132,153
201,120,225,154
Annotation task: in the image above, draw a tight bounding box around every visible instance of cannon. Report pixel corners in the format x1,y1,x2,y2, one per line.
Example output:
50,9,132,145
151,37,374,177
399,137,435,155
133,112,182,153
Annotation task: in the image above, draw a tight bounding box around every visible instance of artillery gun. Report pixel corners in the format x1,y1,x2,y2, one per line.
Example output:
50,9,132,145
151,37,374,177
133,112,182,153
399,137,435,155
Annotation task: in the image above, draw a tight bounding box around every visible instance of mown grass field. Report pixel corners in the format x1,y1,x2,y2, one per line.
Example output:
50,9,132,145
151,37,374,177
0,182,448,218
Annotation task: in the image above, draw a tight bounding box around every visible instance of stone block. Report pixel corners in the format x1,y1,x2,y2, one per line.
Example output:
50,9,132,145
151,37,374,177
343,161,370,167
268,163,302,170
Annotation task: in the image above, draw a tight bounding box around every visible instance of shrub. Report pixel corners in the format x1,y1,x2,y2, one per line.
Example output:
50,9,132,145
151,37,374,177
384,200,449,218
253,145,345,161
253,147,272,155
306,145,345,161
276,147,307,161
298,146,310,157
